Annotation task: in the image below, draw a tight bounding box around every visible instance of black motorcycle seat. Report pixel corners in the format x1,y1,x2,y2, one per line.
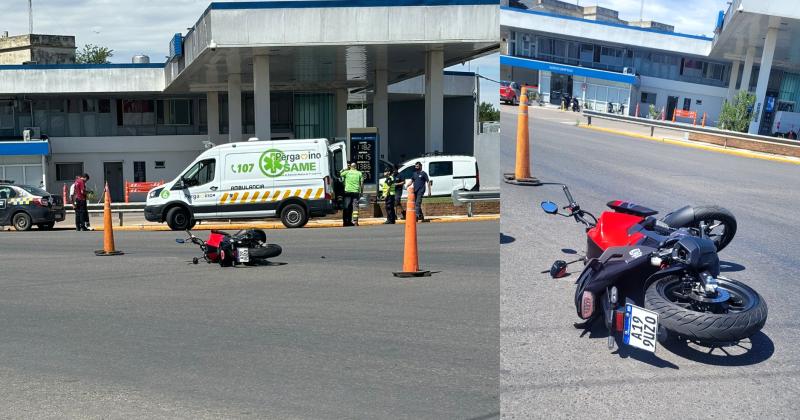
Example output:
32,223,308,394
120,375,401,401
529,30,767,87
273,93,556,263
606,200,658,217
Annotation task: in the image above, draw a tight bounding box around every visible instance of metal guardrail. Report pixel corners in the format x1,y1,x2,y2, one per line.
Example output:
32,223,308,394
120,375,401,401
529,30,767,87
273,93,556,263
582,110,800,149
64,202,145,226
451,189,499,217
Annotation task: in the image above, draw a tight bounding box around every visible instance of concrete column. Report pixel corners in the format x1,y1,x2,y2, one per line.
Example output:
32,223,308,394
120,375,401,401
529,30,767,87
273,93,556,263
336,88,348,139
740,46,756,93
206,91,219,141
425,49,444,153
227,74,242,142
749,26,779,134
726,60,741,103
374,69,389,159
253,55,271,141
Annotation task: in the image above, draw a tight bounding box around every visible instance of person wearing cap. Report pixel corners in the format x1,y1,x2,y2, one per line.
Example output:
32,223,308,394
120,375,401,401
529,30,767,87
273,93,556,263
411,161,431,221
379,168,396,224
340,162,363,227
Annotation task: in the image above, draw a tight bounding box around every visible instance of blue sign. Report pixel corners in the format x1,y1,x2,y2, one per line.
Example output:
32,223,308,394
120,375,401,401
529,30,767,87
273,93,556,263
500,55,638,85
0,141,49,156
169,33,183,59
766,96,776,113
715,11,725,32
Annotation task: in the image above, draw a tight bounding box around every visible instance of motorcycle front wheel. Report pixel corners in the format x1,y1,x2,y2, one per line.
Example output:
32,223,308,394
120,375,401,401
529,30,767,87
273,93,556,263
645,275,767,343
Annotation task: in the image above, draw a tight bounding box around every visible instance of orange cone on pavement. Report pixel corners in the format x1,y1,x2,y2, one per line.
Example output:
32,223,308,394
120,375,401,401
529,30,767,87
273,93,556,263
393,186,431,277
95,182,123,256
504,86,541,186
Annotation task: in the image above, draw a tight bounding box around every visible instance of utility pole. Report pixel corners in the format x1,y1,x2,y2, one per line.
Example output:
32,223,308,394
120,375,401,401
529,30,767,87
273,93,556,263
28,0,33,34
639,0,644,22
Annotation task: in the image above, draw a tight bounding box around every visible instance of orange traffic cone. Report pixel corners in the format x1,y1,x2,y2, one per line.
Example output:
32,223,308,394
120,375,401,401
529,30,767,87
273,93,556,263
95,182,123,256
393,186,431,277
504,86,541,186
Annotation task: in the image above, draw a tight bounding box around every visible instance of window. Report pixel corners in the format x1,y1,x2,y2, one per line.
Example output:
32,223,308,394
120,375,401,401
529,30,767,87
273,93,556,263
0,186,17,199
640,92,657,104
98,99,111,113
0,101,13,129
82,99,97,113
181,159,215,187
120,99,155,125
134,161,146,182
56,163,84,181
399,166,415,180
157,99,192,125
155,161,166,169
429,161,453,177
683,98,692,111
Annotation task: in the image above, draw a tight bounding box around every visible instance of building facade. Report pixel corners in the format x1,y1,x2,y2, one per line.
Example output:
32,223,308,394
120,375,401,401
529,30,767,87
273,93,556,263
0,0,499,200
501,0,800,136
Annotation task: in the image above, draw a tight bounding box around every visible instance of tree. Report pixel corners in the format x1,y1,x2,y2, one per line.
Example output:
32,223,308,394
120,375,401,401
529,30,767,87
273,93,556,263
479,102,500,122
718,91,755,132
75,44,114,64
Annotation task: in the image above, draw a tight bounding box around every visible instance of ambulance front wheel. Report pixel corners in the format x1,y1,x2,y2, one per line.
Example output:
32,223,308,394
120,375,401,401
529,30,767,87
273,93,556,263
280,203,308,228
166,207,192,231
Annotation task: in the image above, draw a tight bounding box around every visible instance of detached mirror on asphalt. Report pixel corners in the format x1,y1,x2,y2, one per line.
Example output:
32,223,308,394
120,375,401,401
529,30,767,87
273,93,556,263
541,201,559,214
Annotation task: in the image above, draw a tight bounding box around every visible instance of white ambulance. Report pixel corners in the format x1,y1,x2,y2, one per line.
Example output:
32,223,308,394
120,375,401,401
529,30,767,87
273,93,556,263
144,138,347,229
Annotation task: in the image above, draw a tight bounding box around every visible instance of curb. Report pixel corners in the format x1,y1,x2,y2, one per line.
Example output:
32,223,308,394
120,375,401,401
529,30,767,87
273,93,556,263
578,124,800,165
95,214,500,231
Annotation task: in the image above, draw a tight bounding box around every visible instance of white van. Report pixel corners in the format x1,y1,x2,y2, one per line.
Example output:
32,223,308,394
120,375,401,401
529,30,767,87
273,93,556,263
144,138,347,229
396,155,479,197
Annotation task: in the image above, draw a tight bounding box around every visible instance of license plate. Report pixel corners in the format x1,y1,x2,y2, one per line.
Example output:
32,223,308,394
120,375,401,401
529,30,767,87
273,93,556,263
237,248,249,263
622,304,658,353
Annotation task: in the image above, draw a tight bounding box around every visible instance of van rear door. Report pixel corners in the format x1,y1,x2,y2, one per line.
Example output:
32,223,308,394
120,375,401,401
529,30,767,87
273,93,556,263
328,141,346,203
453,158,478,191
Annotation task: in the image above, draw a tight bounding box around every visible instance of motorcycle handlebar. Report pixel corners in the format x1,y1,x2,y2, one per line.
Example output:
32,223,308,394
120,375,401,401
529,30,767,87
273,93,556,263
562,185,576,206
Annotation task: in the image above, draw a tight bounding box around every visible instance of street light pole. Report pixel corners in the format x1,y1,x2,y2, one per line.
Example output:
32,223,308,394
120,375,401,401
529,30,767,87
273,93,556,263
28,0,33,34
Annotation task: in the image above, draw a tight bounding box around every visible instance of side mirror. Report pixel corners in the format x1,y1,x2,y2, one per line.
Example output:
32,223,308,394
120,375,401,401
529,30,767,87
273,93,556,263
541,201,559,215
175,239,185,244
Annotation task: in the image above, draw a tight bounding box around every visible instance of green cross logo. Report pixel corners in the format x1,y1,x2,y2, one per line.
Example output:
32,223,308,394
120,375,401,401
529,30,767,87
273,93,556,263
259,149,286,178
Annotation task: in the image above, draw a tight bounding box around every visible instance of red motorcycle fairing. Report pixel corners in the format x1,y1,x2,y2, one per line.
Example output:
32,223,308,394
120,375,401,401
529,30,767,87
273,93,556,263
587,212,646,256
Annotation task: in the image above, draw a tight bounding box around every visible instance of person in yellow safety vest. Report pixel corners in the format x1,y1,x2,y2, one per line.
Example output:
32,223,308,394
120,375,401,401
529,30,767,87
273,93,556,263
340,162,363,227
379,168,396,224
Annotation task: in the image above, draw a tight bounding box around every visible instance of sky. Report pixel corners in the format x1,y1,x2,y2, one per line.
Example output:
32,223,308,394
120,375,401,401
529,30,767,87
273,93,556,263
0,0,730,107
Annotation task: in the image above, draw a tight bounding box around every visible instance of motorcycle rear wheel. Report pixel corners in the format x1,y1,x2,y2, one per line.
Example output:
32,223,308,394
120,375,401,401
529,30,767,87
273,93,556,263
645,275,767,344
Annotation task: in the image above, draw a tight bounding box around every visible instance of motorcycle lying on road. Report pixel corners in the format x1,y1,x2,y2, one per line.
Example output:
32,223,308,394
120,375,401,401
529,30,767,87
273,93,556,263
540,185,767,353
176,229,282,267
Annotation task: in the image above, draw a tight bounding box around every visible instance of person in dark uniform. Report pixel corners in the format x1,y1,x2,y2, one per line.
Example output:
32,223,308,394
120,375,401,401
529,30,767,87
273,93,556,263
411,162,431,221
392,166,406,220
73,173,90,231
379,168,396,224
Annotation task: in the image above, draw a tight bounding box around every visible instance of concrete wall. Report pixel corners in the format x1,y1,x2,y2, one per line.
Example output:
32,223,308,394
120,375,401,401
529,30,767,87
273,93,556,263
0,34,76,65
0,67,165,94
740,0,800,20
47,135,206,196
501,8,712,56
474,131,499,188
639,76,729,124
376,97,475,164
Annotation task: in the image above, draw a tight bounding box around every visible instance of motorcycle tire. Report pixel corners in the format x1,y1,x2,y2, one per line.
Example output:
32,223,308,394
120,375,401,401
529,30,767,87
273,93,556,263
645,275,767,343
248,244,282,260
690,206,737,252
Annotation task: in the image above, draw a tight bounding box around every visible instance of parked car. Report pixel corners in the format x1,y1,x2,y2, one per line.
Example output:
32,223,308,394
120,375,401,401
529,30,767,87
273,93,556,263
500,81,521,105
0,181,65,231
396,156,479,197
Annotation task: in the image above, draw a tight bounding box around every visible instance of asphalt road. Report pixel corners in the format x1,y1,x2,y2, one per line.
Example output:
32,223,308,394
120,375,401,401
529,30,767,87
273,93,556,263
0,222,498,419
500,105,800,418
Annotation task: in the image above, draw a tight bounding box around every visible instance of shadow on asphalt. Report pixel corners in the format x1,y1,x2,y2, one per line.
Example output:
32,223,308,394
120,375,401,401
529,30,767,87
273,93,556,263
661,332,775,366
720,260,747,273
578,318,679,369
500,233,516,244
466,412,500,420
575,317,774,367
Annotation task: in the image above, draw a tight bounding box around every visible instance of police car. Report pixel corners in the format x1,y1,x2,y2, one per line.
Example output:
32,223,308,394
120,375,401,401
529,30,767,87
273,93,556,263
0,181,65,231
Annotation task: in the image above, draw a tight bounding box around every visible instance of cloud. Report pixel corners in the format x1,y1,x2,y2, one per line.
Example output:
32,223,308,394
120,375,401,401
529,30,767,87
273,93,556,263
595,0,730,37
